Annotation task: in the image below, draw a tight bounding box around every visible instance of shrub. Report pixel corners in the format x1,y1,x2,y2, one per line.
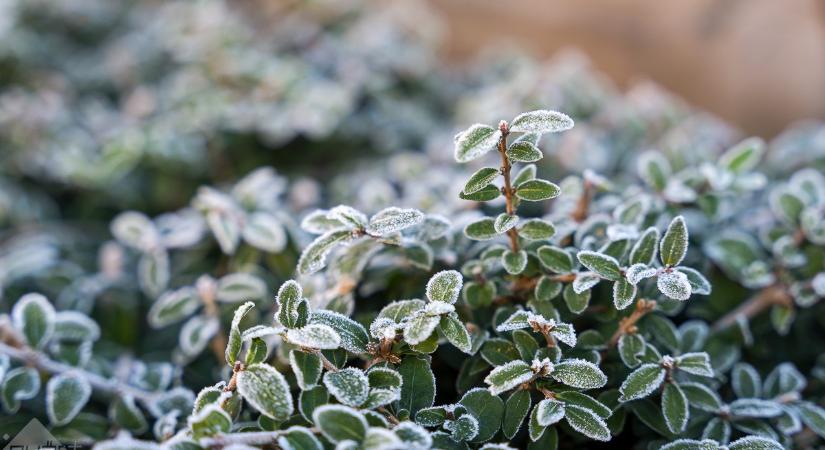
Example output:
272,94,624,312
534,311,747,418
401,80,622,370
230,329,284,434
1,104,825,450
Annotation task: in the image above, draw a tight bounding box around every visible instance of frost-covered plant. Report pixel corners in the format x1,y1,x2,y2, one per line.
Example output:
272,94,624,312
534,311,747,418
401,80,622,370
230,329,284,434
3,53,825,450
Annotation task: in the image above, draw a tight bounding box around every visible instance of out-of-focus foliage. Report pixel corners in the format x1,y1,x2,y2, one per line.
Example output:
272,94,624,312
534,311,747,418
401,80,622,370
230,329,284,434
1,1,825,449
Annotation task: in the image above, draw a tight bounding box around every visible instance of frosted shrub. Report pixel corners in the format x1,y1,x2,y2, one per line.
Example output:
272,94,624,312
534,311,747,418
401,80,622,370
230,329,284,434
2,102,825,449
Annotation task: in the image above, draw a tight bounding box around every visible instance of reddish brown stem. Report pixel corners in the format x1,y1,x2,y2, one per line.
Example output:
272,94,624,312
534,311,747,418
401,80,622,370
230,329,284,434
496,121,520,253
608,299,656,348
711,284,792,332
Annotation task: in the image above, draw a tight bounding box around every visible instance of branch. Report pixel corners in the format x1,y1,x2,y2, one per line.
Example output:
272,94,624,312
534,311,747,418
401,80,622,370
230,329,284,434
711,284,792,332
608,298,656,348
496,121,519,253
0,341,159,404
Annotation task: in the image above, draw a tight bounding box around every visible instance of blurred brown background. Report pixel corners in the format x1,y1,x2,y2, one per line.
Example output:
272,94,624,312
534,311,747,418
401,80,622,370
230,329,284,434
427,0,825,137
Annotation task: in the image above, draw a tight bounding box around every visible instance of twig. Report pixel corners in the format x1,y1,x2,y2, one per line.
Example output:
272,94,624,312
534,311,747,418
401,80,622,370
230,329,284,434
496,121,520,253
570,178,593,223
711,284,792,332
608,299,656,348
0,341,159,404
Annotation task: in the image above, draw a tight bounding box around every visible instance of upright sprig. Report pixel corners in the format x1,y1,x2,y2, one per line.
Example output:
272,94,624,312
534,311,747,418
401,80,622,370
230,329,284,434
455,110,573,274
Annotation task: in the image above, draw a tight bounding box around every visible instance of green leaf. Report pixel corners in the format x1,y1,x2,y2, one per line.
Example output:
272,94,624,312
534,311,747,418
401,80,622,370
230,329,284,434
494,213,519,234
563,284,590,314
309,310,370,354
516,179,561,202
459,388,505,443
657,271,692,301
399,355,436,416
480,338,521,366
630,227,660,265
728,436,784,450
555,391,611,418
637,151,671,192
299,386,328,422
506,141,542,163
226,301,255,366
662,383,689,434
286,324,341,350
680,382,722,413
618,334,645,368
11,293,55,349
676,267,712,295
535,276,562,302
427,270,463,304
464,218,498,240
455,124,501,163
537,246,574,273
797,402,825,439
188,404,231,439
276,280,309,329
577,251,622,281
110,395,147,434
463,167,500,195
503,389,532,439
216,273,267,303
660,216,689,267
246,338,269,365
1,367,40,413
46,372,92,426
323,368,369,407
404,313,441,345
731,363,762,399
513,164,537,186
509,110,574,134
367,207,424,236
564,404,611,441
719,137,764,174
236,363,293,421
278,426,324,450
464,281,496,308
328,205,368,229
290,350,323,390
552,359,607,389
619,364,666,402
502,250,528,275
460,184,501,201
676,352,713,377
613,278,637,310
512,330,539,361
298,229,352,275
528,402,548,441
449,414,480,442
313,404,368,443
439,315,472,353
535,399,565,427
517,219,556,241
147,287,200,328
661,439,720,450
484,360,534,395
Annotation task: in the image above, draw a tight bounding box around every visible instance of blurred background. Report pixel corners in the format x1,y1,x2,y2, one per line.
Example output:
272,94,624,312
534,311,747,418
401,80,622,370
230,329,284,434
431,0,825,137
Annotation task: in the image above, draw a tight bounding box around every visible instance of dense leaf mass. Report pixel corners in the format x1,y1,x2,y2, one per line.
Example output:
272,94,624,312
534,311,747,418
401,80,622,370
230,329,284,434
0,1,824,449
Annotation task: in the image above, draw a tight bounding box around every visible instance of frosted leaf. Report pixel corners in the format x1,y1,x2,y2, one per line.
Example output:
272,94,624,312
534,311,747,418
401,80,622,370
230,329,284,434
812,273,825,297
403,313,441,345
241,212,287,253
625,264,657,285
517,218,556,241
501,250,528,275
53,310,101,342
231,167,286,209
394,421,433,448
367,207,424,236
445,414,479,441
147,287,200,329
327,205,367,230
506,141,542,163
309,310,370,354
276,280,306,329
660,439,719,450
573,273,601,294
301,210,345,234
551,359,607,389
415,214,452,241
630,227,660,266
286,324,341,350
277,427,324,450
439,314,472,354
464,217,498,240
225,301,255,366
564,404,611,441
676,267,712,295
494,213,519,234
729,398,783,418
92,432,160,450
535,399,565,426
378,299,426,322
216,273,267,303
424,302,455,316
454,124,501,163
530,357,554,375
619,363,666,402
110,211,159,251
46,371,92,426
515,179,561,202
12,293,55,350
236,363,293,421
426,270,463,304
138,249,170,298
637,151,671,192
719,137,765,174
206,209,242,255
613,278,637,310
660,216,689,267
577,250,622,281
607,223,640,241
297,229,352,275
657,271,692,301
509,110,574,134
496,310,532,332
484,360,534,395
313,404,368,443
242,326,281,342
550,322,577,347
727,436,784,450
463,167,500,196
662,382,688,434
370,317,400,340
362,427,402,449
179,315,220,358
323,368,370,407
